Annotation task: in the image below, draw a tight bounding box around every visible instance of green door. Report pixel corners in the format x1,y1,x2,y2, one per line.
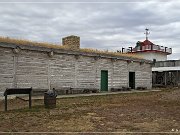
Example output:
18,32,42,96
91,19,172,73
129,72,135,89
101,70,108,91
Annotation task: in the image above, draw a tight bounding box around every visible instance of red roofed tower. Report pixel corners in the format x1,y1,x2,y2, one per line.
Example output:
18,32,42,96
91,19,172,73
131,29,172,61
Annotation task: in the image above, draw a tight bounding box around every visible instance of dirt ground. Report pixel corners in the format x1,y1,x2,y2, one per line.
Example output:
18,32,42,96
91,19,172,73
0,88,180,134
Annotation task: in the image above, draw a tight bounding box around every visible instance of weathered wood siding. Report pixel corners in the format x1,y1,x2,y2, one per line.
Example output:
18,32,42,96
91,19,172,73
50,54,75,88
113,60,128,88
128,62,152,88
0,46,152,93
16,50,49,89
0,47,14,91
76,56,96,88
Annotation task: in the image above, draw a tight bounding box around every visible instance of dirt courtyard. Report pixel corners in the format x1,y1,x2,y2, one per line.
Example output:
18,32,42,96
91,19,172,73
0,88,180,134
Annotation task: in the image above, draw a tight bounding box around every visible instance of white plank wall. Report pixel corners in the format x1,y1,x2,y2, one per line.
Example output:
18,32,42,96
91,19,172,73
0,47,152,93
0,48,14,92
16,50,49,89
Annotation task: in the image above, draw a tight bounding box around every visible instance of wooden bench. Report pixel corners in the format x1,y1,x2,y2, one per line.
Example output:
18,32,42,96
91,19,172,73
83,88,99,93
52,87,71,95
53,87,99,95
122,87,131,91
32,89,48,96
136,87,147,90
111,87,123,92
4,88,32,111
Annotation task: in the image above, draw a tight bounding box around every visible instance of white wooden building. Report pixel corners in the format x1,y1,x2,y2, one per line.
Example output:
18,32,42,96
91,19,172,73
0,35,152,95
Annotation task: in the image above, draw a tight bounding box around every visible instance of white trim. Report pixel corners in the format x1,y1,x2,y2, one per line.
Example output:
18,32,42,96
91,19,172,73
152,67,180,72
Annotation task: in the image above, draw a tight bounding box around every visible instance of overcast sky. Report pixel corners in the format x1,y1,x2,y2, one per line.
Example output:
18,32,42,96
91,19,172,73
0,0,179,59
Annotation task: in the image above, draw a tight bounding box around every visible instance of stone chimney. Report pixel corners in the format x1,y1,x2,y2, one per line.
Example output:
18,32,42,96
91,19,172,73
62,35,80,50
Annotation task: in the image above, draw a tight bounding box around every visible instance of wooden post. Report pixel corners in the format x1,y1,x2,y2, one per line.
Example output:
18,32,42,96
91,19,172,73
5,94,7,111
13,56,18,88
47,60,51,90
176,70,178,86
74,59,77,88
29,92,32,109
164,72,167,86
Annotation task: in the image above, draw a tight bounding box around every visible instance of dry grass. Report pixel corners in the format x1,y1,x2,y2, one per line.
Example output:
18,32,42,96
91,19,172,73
0,36,68,50
80,48,142,59
0,89,180,133
0,36,142,59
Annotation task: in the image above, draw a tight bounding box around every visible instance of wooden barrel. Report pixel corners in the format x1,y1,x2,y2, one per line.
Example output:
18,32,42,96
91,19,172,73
44,93,56,108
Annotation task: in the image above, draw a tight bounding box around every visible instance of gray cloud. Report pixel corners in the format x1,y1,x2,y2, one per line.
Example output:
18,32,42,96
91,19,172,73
0,0,179,59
